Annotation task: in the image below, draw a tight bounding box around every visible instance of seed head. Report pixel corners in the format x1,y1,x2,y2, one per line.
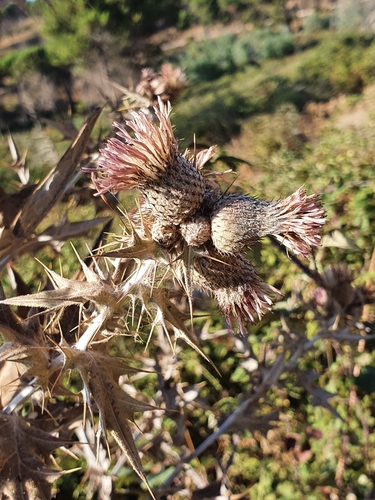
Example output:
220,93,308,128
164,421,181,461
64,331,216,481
89,101,326,333
95,101,211,227
211,188,325,257
192,245,280,335
136,64,188,104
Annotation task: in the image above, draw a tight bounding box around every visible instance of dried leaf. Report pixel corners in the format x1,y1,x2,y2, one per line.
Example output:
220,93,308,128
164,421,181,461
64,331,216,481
0,360,23,407
0,184,35,229
41,216,111,240
0,109,102,270
0,285,53,399
0,413,70,500
41,117,79,141
0,284,46,346
0,336,52,403
142,287,217,371
0,343,30,365
64,348,157,498
1,288,88,311
6,131,29,185
13,107,102,238
12,217,112,258
0,268,118,312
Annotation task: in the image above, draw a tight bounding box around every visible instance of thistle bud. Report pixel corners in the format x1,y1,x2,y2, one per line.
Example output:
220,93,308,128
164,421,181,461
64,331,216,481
211,188,325,257
180,214,211,247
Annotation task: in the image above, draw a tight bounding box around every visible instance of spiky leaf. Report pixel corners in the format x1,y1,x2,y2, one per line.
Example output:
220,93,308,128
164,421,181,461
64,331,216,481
0,414,70,500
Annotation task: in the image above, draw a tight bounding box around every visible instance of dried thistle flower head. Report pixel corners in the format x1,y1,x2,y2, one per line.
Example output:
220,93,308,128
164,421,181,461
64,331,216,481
211,188,325,257
135,68,159,101
315,263,375,323
136,64,188,104
95,101,212,229
90,100,326,333
192,245,280,335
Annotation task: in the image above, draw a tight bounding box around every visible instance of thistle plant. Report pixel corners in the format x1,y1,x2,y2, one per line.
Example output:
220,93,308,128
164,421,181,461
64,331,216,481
93,100,325,333
3,97,374,500
115,63,188,117
135,64,188,104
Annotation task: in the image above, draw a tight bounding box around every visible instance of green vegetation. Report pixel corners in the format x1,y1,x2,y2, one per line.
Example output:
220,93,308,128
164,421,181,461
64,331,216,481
296,32,375,100
169,31,375,146
176,27,295,83
0,46,46,78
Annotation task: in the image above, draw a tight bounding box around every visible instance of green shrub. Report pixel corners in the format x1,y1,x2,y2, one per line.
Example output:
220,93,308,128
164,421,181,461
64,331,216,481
178,0,222,26
180,34,239,83
180,27,295,84
296,32,375,100
254,26,296,60
40,0,95,66
0,46,47,80
304,12,331,32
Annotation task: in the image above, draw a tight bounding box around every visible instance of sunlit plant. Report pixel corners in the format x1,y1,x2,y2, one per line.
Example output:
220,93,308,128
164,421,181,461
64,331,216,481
1,98,374,500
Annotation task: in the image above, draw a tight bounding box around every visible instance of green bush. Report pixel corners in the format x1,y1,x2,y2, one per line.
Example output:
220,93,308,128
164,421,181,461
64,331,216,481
304,12,331,32
251,26,296,60
38,0,180,60
0,46,47,80
180,34,240,83
180,27,295,84
296,32,375,100
40,0,96,66
178,0,222,26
